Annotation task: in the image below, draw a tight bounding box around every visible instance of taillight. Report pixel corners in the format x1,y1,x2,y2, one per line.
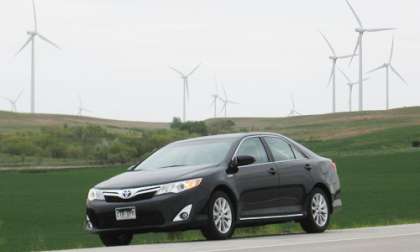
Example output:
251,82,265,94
331,161,337,173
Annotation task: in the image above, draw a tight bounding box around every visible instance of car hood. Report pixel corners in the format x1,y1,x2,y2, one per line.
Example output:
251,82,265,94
95,164,218,189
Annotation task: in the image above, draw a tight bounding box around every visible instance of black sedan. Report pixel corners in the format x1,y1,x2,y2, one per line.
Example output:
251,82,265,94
86,132,342,246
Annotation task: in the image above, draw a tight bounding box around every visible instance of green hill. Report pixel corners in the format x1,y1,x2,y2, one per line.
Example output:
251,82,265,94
209,106,420,141
0,111,169,133
0,107,419,168
209,107,420,156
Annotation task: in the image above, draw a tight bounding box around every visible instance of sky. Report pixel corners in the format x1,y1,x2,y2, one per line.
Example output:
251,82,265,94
0,0,419,122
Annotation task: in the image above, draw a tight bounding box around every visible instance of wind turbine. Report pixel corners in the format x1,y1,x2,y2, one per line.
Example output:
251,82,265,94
15,0,60,114
1,90,24,112
219,85,237,118
320,31,357,113
345,0,395,111
288,94,301,117
169,64,200,122
366,37,407,110
77,96,92,116
210,76,220,118
338,68,369,112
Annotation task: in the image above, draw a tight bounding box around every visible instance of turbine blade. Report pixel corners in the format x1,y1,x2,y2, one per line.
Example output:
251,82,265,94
337,54,357,59
365,28,395,32
14,90,24,102
338,68,351,82
187,64,201,77
0,97,12,103
222,85,228,100
169,66,185,77
326,64,335,87
219,102,227,113
14,35,34,57
319,31,336,56
349,34,361,65
37,33,61,49
390,65,407,84
345,0,363,28
366,64,386,74
389,36,394,63
32,0,38,31
210,99,215,106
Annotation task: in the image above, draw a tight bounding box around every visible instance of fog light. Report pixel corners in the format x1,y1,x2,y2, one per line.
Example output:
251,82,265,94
173,204,192,222
180,212,189,220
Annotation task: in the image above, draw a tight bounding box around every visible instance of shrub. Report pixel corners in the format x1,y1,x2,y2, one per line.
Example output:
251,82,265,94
170,117,208,135
412,141,420,148
207,119,236,134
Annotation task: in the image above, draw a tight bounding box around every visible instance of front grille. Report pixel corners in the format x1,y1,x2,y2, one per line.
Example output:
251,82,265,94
104,191,156,203
90,210,165,229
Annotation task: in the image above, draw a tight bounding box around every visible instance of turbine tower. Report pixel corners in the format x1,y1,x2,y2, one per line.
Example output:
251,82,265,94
320,31,357,113
288,94,301,117
169,64,200,122
366,37,407,110
345,0,395,111
15,0,60,114
339,69,369,112
1,90,24,112
219,85,237,118
77,95,92,116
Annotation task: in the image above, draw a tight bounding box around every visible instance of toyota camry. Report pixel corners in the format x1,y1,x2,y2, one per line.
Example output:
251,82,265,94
85,132,342,246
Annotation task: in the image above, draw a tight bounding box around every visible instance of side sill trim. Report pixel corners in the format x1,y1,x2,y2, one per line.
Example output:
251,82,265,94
239,213,303,221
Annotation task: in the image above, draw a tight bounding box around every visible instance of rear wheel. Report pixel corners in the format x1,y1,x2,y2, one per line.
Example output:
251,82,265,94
201,191,236,240
99,232,133,246
300,188,330,233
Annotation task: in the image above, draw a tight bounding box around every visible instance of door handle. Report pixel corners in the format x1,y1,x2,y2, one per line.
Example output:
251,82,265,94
304,164,312,171
268,167,277,175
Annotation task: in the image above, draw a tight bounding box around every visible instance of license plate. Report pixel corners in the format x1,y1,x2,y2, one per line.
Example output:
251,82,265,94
115,207,136,221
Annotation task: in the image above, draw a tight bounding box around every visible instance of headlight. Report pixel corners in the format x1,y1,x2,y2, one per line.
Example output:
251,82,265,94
156,178,202,195
87,188,105,201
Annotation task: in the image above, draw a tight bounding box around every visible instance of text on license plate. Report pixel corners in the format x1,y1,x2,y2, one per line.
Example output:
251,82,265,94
115,207,136,221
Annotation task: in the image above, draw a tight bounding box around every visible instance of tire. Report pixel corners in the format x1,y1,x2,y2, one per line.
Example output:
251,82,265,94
201,191,236,240
300,188,330,233
99,232,133,246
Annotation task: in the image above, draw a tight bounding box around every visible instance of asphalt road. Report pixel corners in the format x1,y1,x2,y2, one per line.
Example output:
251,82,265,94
49,224,420,252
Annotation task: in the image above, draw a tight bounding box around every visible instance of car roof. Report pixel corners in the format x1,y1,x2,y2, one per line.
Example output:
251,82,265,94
174,132,284,144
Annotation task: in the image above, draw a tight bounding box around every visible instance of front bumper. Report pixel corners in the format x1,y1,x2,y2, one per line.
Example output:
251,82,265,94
332,190,342,211
86,187,209,234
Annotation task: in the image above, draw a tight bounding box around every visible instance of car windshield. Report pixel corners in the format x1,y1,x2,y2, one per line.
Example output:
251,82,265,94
134,138,236,170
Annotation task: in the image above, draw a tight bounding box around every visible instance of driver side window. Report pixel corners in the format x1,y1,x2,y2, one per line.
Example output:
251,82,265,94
237,137,269,164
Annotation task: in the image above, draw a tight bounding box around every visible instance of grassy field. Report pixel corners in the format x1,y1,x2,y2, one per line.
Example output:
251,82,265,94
1,107,420,251
1,150,420,251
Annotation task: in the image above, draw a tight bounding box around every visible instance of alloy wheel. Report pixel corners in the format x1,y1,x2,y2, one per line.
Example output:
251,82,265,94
212,197,232,234
311,193,329,227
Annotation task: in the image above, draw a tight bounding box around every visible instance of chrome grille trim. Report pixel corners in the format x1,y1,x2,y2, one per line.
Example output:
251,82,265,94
102,185,161,200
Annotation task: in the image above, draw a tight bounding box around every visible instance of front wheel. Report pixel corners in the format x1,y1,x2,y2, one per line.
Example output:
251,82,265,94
99,232,133,246
201,191,236,240
300,188,330,233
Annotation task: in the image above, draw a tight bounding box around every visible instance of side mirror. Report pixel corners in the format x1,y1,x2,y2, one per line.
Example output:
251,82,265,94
227,155,256,174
